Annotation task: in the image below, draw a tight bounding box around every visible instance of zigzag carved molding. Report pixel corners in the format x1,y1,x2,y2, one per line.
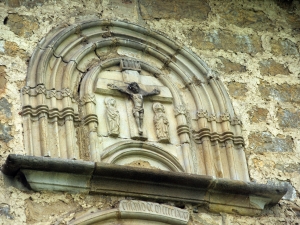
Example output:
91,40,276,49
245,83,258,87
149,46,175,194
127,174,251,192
22,105,80,122
22,85,75,100
192,129,244,146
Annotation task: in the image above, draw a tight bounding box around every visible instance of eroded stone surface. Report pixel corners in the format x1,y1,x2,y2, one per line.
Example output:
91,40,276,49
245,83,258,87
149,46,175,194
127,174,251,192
270,38,299,56
5,0,47,8
247,106,269,123
248,132,294,153
277,108,300,128
0,66,7,95
2,41,28,60
227,82,248,99
191,30,263,54
5,14,39,38
217,57,247,74
139,0,210,21
259,82,300,103
125,160,160,170
217,7,274,31
259,59,290,76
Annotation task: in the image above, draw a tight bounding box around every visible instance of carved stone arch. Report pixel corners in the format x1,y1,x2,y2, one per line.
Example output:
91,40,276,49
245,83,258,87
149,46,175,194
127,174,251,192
22,19,249,181
100,141,185,172
69,200,190,225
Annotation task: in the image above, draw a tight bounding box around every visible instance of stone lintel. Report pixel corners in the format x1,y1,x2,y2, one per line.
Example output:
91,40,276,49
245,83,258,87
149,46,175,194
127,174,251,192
1,154,287,216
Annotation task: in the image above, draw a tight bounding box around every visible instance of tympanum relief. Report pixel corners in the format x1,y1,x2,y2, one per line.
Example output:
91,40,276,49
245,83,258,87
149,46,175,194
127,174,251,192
108,82,160,136
21,20,250,181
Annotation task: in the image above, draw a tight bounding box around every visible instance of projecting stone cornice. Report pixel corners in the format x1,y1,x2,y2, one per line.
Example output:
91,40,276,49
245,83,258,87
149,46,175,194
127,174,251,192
1,154,287,216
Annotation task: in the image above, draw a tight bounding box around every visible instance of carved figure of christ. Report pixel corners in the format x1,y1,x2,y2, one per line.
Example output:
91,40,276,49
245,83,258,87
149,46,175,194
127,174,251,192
108,82,160,135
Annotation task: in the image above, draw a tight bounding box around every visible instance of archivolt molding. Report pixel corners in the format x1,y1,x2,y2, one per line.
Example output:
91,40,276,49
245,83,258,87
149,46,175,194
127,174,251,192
23,19,249,181
70,200,189,225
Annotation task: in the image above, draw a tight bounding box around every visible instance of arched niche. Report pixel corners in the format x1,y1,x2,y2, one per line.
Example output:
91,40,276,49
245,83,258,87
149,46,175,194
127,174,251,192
100,141,185,172
22,19,249,181
69,200,190,225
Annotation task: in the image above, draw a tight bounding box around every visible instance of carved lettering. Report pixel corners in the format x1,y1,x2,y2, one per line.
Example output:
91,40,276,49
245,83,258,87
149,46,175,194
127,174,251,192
147,202,153,212
140,202,146,211
155,205,160,213
119,200,189,222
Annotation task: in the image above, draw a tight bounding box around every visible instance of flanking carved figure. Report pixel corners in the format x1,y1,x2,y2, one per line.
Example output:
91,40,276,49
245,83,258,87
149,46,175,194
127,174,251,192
153,103,170,143
108,82,160,135
105,97,120,136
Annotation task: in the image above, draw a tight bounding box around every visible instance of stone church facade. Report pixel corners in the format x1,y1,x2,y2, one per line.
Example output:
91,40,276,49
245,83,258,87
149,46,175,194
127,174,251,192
0,0,299,224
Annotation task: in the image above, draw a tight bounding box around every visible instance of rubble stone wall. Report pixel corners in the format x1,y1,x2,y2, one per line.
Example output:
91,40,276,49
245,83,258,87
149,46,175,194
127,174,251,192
0,0,299,224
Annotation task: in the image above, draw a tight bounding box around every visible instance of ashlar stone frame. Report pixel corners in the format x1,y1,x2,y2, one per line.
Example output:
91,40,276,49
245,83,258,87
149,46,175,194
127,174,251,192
2,20,287,218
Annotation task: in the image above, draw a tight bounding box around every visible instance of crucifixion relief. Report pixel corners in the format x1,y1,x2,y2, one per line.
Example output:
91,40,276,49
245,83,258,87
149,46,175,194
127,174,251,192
108,82,160,135
95,59,172,140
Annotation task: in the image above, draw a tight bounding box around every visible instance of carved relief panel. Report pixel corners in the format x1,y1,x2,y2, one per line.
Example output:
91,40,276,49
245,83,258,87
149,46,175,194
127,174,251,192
93,59,183,171
21,19,250,182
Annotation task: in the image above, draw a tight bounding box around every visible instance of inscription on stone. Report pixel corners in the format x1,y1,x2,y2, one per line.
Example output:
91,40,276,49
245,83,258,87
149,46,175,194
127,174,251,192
119,200,189,222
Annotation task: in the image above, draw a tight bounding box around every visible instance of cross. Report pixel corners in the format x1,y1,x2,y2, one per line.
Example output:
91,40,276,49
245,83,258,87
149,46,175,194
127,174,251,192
95,61,172,140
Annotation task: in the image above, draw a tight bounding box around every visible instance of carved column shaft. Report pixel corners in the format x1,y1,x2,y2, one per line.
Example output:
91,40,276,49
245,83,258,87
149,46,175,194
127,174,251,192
202,137,215,177
174,106,193,173
181,143,192,173
23,115,34,155
38,113,48,156
211,141,224,178
49,118,61,158
225,140,237,180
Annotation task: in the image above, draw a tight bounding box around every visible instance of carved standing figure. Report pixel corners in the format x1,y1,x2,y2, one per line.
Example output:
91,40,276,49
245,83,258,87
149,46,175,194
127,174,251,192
105,97,120,136
108,82,160,135
153,103,170,142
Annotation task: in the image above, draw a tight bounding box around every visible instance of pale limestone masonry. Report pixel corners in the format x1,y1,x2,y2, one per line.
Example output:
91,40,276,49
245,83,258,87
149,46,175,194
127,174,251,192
0,0,299,224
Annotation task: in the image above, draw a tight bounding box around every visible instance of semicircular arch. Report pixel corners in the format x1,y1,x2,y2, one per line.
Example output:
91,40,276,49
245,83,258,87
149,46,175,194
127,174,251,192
22,19,249,181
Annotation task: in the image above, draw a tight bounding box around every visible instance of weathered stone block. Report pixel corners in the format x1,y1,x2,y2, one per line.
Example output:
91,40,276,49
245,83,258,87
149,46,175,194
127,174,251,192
286,14,300,33
0,123,13,143
0,66,7,95
191,30,263,54
259,59,290,76
277,108,300,128
275,163,300,173
217,57,246,74
5,14,39,38
227,82,248,99
0,41,4,54
107,0,138,20
0,98,13,142
5,0,47,8
248,131,294,152
0,97,12,119
247,106,268,123
139,0,210,21
25,197,78,224
2,41,28,60
259,81,300,103
218,8,274,31
270,38,299,56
